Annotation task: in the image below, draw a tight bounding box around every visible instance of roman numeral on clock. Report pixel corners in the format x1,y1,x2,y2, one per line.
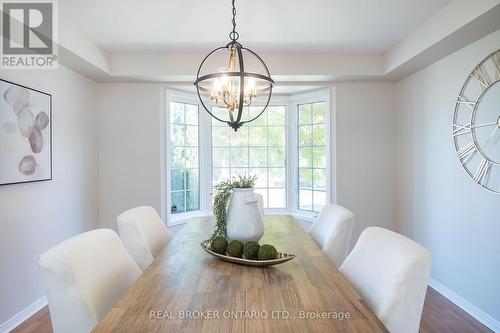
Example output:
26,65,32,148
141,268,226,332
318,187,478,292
453,123,471,136
492,53,500,79
453,121,498,136
457,142,476,162
470,66,491,91
473,158,491,185
457,95,476,111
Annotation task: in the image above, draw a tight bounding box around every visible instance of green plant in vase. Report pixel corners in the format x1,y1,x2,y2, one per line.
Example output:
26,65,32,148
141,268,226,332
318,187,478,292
208,174,256,243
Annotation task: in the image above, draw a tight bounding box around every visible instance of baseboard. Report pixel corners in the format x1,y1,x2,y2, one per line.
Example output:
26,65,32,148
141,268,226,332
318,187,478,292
0,296,47,333
429,278,500,332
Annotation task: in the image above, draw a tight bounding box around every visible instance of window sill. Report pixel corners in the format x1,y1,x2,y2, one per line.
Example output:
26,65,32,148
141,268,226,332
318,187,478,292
169,211,212,226
292,212,318,223
168,210,318,227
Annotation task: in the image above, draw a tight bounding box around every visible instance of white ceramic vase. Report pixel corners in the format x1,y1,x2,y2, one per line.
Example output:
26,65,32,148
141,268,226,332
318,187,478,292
226,188,264,243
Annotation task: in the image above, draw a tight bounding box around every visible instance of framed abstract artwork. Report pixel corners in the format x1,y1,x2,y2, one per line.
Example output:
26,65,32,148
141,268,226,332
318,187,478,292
0,79,52,186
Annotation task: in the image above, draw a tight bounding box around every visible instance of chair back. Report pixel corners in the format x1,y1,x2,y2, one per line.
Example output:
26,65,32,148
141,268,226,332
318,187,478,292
39,229,141,333
340,227,432,333
308,204,354,267
117,206,172,271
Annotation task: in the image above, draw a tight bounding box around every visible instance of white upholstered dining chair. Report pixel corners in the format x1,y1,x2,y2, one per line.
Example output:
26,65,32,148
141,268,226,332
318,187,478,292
339,227,432,333
117,206,172,271
308,204,354,268
39,229,141,333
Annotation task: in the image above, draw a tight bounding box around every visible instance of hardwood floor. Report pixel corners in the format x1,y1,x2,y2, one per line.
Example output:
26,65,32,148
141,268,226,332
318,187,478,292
11,306,52,333
419,288,492,333
11,287,492,333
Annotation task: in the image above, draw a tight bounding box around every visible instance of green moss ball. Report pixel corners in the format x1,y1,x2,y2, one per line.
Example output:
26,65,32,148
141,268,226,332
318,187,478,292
243,241,260,260
226,240,244,257
258,244,278,260
211,236,228,254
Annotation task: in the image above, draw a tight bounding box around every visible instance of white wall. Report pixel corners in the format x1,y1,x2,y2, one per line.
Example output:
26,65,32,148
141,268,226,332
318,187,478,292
97,83,397,245
396,29,500,324
335,83,397,245
97,83,164,230
0,66,99,324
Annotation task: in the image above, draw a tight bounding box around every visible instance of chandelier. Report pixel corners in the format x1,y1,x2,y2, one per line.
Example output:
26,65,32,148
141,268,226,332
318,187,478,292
194,0,274,131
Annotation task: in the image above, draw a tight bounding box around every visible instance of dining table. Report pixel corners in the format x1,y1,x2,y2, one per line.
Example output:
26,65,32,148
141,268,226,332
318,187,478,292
92,215,387,332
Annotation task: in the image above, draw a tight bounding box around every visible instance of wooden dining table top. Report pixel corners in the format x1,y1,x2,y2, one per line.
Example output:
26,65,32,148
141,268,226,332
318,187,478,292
92,215,388,333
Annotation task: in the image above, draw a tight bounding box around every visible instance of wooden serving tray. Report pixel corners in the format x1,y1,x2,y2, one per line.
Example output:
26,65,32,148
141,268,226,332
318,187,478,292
200,241,295,266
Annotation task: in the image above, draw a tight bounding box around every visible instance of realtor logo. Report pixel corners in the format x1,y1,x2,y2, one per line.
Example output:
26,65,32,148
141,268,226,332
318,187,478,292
1,0,58,69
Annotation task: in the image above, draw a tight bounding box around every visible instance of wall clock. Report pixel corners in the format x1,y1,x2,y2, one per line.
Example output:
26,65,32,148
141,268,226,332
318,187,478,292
453,49,500,194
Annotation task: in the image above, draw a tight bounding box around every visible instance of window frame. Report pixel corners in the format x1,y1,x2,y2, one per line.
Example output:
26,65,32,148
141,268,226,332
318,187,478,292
289,89,334,218
165,90,212,226
210,100,290,213
165,88,334,225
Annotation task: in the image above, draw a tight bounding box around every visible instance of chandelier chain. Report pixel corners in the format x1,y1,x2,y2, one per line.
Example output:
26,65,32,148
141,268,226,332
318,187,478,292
229,0,239,41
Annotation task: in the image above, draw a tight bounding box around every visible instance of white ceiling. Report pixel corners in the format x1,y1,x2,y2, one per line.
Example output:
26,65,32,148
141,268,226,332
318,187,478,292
60,0,451,53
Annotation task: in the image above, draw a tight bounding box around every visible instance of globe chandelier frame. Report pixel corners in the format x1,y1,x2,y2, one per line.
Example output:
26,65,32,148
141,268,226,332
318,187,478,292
194,0,274,131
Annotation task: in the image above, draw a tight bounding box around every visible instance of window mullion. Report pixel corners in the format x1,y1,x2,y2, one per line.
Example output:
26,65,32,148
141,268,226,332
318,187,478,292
183,104,188,212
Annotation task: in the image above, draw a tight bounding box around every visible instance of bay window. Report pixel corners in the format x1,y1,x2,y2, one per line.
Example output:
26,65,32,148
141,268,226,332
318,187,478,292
166,89,332,224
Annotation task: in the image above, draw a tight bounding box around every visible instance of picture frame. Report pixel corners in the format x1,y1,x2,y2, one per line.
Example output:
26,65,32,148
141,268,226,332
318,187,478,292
0,79,52,186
